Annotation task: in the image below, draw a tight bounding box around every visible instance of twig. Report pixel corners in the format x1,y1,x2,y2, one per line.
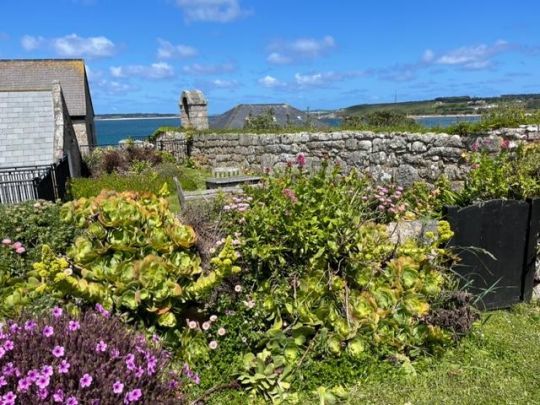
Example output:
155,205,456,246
189,380,240,405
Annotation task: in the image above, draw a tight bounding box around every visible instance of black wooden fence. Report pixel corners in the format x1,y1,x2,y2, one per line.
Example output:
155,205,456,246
0,157,71,204
445,198,540,310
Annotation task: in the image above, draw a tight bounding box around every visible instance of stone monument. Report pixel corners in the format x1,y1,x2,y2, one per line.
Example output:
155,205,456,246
179,89,208,130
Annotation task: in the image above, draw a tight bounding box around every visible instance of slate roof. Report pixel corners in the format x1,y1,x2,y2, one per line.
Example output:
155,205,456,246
210,103,327,129
0,59,92,117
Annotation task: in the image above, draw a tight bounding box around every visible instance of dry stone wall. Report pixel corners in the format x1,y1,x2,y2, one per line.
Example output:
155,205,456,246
159,127,539,186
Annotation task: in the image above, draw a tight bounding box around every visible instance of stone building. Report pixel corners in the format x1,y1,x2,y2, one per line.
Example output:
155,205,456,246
0,59,96,149
180,89,208,130
0,81,82,176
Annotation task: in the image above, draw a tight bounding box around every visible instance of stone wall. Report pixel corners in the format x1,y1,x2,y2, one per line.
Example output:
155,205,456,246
159,127,539,186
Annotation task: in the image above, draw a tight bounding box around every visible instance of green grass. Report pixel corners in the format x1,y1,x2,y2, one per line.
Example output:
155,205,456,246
202,303,540,404
346,303,540,404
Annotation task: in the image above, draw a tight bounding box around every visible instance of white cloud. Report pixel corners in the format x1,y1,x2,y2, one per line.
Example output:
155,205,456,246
21,35,45,51
210,79,238,88
110,62,175,80
294,71,363,87
157,39,198,59
182,62,235,75
424,40,510,70
176,0,251,23
267,35,336,64
21,34,116,58
258,75,284,88
266,52,291,64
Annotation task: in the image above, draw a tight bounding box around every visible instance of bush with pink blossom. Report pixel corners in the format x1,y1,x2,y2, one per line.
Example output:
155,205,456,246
0,307,191,404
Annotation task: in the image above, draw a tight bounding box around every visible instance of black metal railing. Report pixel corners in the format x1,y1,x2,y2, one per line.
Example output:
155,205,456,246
0,157,71,204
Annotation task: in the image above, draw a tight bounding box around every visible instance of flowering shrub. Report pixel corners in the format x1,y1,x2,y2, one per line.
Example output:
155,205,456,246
0,308,186,404
0,200,76,278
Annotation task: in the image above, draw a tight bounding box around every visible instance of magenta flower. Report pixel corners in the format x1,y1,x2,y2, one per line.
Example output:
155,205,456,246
296,153,306,168
17,377,32,392
41,365,53,377
52,345,65,358
125,388,142,402
95,340,108,352
24,320,37,331
37,388,49,400
42,325,54,337
2,391,16,405
36,374,50,390
80,373,93,388
0,347,5,359
112,380,124,394
53,388,64,403
27,369,39,381
66,396,79,405
110,348,120,358
0,376,6,387
52,306,63,318
3,340,14,351
9,323,20,333
125,353,136,371
68,320,80,332
95,303,110,318
58,360,70,374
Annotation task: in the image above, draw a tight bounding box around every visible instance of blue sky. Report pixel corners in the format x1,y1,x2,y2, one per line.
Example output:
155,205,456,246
1,0,539,114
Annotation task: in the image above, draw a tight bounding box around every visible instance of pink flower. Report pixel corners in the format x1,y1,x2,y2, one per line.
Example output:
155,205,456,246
58,360,70,374
36,374,50,390
2,391,16,405
68,320,80,332
66,396,78,405
0,347,5,359
113,380,124,394
24,320,37,331
41,365,53,377
15,247,26,254
125,388,143,402
187,320,197,330
11,241,22,250
52,345,65,358
296,153,306,168
42,325,54,337
53,389,64,403
17,377,32,393
51,307,63,318
3,340,14,351
95,340,108,352
95,303,110,318
282,188,298,204
2,238,12,245
80,373,92,388
501,139,510,150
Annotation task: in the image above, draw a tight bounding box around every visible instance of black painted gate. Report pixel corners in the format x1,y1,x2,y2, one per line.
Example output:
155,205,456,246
445,199,540,310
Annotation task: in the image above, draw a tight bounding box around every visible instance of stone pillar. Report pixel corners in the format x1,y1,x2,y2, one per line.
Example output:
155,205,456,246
179,89,208,130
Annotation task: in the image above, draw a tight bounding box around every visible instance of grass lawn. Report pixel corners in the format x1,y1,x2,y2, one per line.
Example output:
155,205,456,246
347,303,540,404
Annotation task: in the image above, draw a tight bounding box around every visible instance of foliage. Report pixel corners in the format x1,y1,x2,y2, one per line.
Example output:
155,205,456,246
244,108,281,131
214,160,461,400
0,308,185,404
1,191,240,344
342,110,423,131
84,145,167,177
0,200,76,279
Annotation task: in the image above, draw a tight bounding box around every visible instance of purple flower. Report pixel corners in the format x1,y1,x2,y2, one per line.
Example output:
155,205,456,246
68,320,80,332
0,376,7,387
0,347,5,359
125,353,136,371
3,340,14,351
38,388,49,400
52,345,65,358
113,380,124,394
96,340,108,352
27,369,39,381
9,323,19,333
53,388,64,403
58,360,70,374
125,388,142,402
135,367,145,378
66,396,79,405
80,373,93,388
2,391,16,405
24,320,37,331
52,306,63,318
43,325,54,337
41,365,53,377
95,303,110,318
17,377,32,392
110,348,120,358
36,374,50,390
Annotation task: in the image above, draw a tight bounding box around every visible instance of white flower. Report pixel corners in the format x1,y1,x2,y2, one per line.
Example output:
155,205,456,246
234,285,242,293
217,327,226,336
209,315,218,322
188,320,197,330
209,340,218,350
202,322,211,331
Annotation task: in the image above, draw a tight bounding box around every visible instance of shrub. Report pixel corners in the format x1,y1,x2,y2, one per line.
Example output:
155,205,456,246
0,308,186,404
0,201,76,278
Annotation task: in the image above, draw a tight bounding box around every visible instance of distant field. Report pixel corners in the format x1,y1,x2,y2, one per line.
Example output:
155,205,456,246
343,94,540,117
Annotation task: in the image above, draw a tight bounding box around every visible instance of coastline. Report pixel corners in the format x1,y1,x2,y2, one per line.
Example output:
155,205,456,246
95,116,180,121
409,114,481,119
